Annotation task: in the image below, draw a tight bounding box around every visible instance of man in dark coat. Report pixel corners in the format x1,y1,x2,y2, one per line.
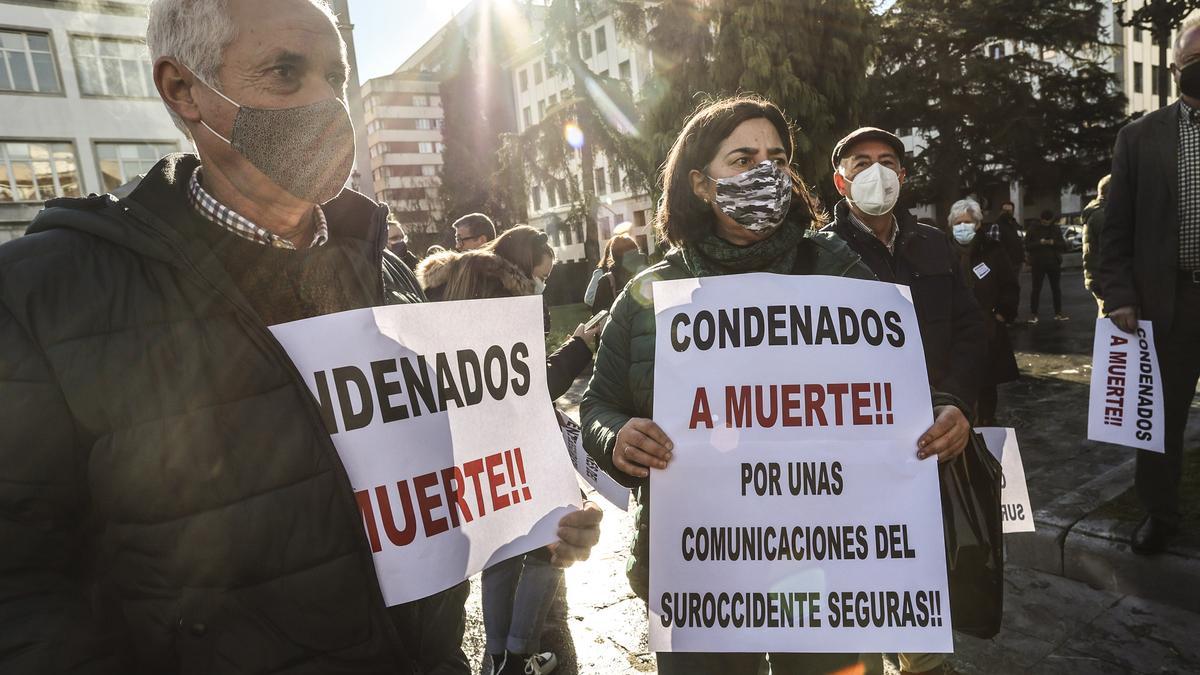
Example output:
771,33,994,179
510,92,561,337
1099,20,1200,555
0,1,601,672
823,127,986,410
1081,175,1110,308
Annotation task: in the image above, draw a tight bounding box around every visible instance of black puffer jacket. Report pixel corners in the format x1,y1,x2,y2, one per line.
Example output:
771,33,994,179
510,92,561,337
0,154,425,674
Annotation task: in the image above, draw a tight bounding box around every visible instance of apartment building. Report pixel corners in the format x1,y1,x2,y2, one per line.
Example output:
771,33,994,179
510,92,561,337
0,0,188,240
508,11,656,261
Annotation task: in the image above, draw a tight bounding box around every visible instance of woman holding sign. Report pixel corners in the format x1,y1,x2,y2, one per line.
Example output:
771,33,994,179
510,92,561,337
581,96,973,675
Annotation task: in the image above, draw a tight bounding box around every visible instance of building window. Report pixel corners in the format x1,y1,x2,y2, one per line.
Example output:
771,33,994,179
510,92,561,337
523,106,532,129
988,44,1004,59
519,69,528,92
533,62,543,84
1152,65,1163,96
71,35,154,98
418,142,435,153
422,165,438,176
415,118,432,130
594,167,607,195
1134,61,1143,94
547,183,557,208
96,142,175,191
610,165,620,193
595,26,607,53
1134,26,1142,43
0,141,80,202
580,33,592,59
538,100,546,119
548,94,557,107
412,94,428,106
532,185,542,211
430,95,441,107
619,60,631,84
0,29,61,94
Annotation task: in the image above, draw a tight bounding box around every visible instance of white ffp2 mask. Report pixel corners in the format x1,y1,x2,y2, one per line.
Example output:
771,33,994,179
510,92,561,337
842,163,901,217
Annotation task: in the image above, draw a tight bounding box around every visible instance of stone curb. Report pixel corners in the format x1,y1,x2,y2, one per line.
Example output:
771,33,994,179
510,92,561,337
1007,455,1200,614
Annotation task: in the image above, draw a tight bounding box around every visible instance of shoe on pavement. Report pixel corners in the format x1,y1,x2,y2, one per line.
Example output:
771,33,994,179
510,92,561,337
492,651,557,675
1055,313,1070,321
1131,515,1178,555
1026,316,1039,324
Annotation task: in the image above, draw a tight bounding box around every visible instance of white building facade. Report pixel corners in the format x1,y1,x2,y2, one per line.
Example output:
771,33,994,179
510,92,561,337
508,11,656,261
0,0,188,240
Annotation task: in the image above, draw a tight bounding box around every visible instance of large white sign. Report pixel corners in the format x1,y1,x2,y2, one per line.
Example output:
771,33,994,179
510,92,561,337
977,428,1035,534
271,297,582,606
1087,319,1165,453
649,274,952,654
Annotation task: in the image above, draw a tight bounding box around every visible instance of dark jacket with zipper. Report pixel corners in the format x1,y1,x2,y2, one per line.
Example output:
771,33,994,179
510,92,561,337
1024,220,1067,269
825,200,986,409
0,154,430,674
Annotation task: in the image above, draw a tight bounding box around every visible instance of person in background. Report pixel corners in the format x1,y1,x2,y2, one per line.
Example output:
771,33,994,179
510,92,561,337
1099,17,1200,555
588,234,646,315
453,212,497,251
1024,209,1068,323
824,127,986,412
582,96,972,675
950,199,1020,426
1082,175,1110,309
991,201,1026,270
416,226,602,675
387,217,420,270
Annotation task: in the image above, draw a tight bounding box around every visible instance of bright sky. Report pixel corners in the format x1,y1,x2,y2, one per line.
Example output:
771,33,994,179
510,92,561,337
348,0,474,82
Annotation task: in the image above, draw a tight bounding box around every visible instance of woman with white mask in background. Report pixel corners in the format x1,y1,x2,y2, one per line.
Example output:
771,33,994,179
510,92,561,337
949,199,1020,426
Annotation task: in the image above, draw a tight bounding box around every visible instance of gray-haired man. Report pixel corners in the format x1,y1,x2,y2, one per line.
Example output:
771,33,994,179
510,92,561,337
0,0,601,672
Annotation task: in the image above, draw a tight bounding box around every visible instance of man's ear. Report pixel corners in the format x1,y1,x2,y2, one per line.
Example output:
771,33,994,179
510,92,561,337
155,57,202,125
897,167,907,186
690,169,714,204
832,170,849,197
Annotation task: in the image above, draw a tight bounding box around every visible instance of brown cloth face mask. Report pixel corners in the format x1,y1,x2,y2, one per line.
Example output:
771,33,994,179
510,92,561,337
193,70,355,205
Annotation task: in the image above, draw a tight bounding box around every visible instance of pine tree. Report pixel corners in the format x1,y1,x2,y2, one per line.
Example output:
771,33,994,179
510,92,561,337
438,22,524,231
872,0,1128,223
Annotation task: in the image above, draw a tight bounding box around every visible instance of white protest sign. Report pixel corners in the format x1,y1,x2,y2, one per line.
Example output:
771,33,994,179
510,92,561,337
650,274,952,654
556,410,632,511
1087,319,1165,453
976,428,1035,534
271,297,582,606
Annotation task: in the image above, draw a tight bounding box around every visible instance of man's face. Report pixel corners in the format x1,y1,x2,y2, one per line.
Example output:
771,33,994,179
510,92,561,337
832,139,906,199
455,227,487,251
190,0,348,197
1002,203,1014,215
1172,26,1200,91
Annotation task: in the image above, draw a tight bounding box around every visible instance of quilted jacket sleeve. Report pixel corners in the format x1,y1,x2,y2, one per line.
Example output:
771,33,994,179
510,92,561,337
0,301,124,673
580,289,644,490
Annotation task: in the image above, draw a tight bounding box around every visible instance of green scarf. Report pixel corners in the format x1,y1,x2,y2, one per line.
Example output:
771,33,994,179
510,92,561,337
680,217,806,277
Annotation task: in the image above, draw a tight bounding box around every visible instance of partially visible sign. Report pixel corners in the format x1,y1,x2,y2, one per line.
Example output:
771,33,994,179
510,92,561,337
1087,319,1165,453
557,410,632,511
977,428,1035,534
972,262,991,279
271,297,583,606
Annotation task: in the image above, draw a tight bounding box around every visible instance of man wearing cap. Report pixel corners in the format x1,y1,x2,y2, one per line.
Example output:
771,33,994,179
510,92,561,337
825,128,985,418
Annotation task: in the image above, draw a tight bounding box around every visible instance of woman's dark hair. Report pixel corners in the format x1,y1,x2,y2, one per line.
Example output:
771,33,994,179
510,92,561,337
486,225,555,277
655,95,825,246
598,234,640,271
1040,210,1056,222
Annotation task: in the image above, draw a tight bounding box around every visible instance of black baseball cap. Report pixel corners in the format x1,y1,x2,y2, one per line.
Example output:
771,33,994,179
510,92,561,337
831,127,906,168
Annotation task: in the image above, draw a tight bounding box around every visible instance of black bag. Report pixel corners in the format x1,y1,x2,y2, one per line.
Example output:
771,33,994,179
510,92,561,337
939,430,1004,639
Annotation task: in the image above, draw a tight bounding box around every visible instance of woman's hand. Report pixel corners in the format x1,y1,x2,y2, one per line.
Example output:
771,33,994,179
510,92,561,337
548,501,604,567
917,405,970,462
612,418,674,478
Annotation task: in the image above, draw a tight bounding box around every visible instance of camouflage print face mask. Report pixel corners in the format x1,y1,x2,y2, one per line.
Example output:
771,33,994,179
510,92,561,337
707,160,793,232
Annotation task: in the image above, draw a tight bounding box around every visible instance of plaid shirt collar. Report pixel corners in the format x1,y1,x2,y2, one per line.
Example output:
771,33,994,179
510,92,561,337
188,167,329,249
848,208,898,255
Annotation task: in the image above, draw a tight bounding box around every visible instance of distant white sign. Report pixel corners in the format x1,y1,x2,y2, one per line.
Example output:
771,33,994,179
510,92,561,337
977,428,1035,534
1087,319,1165,453
557,410,632,511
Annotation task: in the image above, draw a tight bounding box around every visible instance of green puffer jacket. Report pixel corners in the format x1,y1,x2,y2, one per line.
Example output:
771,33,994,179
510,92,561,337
0,154,426,674
580,230,875,599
